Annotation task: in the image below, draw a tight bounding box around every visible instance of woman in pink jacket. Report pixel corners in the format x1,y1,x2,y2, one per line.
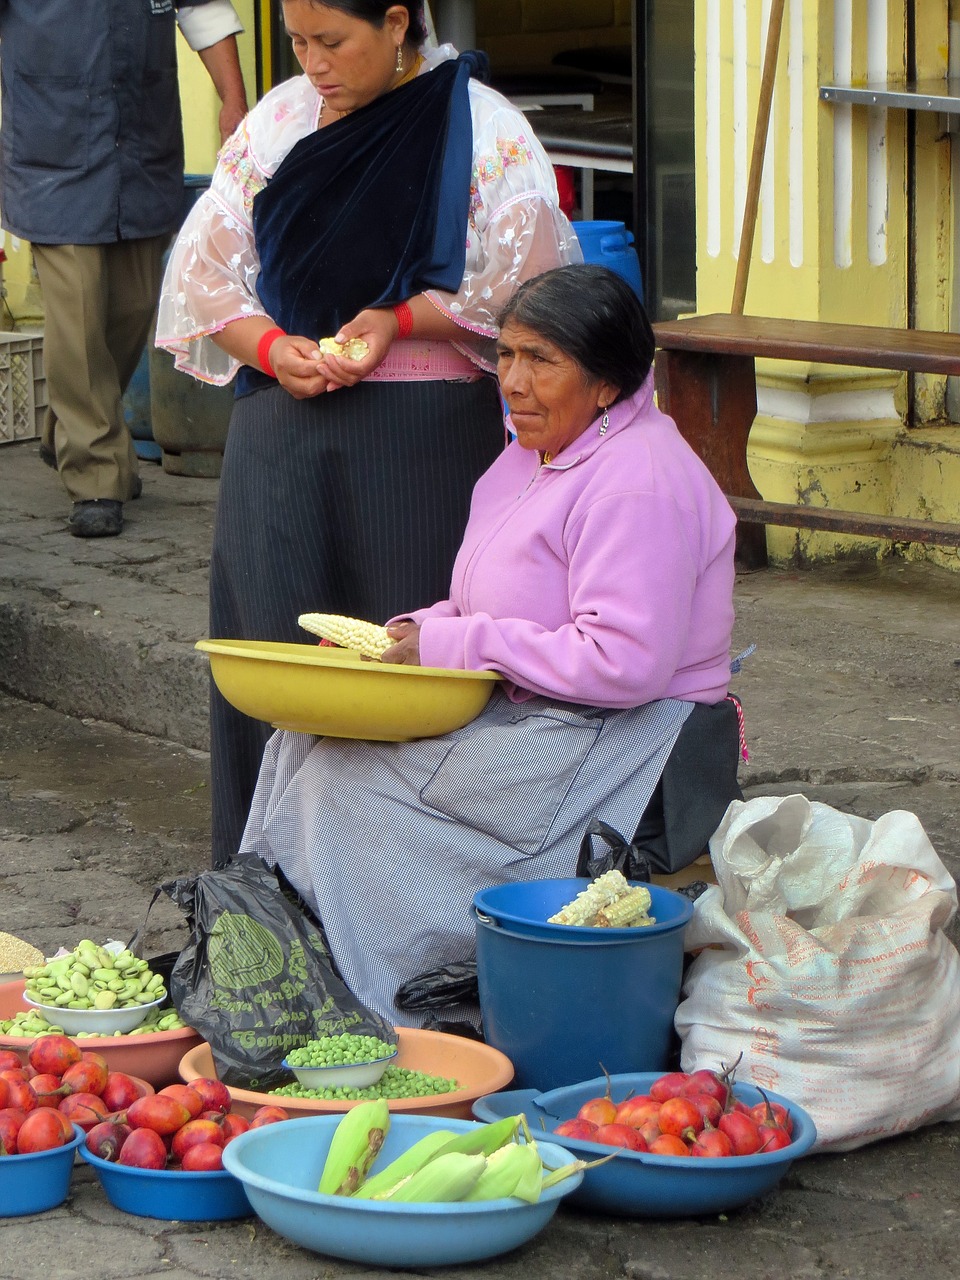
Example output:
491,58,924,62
240,265,742,1026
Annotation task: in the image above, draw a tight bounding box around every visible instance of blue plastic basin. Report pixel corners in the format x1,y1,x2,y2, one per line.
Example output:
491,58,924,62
473,1073,817,1217
80,1144,252,1221
474,879,693,1090
0,1124,84,1218
221,1113,583,1266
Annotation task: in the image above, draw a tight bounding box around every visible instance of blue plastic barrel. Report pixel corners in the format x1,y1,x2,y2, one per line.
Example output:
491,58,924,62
572,220,644,303
474,878,692,1091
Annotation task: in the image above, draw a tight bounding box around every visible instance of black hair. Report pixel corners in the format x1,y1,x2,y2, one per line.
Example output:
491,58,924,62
293,2,427,47
497,264,656,402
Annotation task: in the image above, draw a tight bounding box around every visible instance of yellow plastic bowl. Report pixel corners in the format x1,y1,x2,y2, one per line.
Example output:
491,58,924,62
195,640,501,741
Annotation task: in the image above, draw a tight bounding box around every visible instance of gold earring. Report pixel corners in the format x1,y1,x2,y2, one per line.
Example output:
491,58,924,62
396,45,404,74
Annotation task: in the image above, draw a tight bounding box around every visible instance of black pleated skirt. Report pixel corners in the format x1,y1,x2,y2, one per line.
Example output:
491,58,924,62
209,376,505,867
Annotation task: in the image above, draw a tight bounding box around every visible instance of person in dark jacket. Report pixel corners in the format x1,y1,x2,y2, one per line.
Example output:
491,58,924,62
0,0,249,537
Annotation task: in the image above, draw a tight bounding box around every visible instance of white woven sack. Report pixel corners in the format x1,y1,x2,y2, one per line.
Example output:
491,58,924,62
676,793,960,1151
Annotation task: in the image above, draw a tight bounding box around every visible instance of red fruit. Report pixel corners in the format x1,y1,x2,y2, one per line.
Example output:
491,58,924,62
656,1096,703,1139
757,1125,793,1153
159,1084,204,1119
4,1078,37,1113
27,1034,82,1078
171,1118,226,1163
126,1094,192,1136
61,1057,109,1098
0,1050,23,1073
648,1133,690,1156
690,1127,735,1158
649,1071,691,1103
750,1098,794,1136
15,1107,69,1154
681,1068,730,1106
118,1127,167,1169
101,1072,153,1113
181,1141,224,1171
220,1113,251,1144
28,1073,68,1107
0,1078,8,1109
553,1118,599,1141
718,1110,764,1155
85,1120,132,1162
59,1092,109,1131
684,1091,723,1128
593,1122,648,1151
0,1107,28,1154
249,1105,290,1128
613,1095,660,1129
575,1095,617,1127
187,1077,232,1115
0,1067,28,1084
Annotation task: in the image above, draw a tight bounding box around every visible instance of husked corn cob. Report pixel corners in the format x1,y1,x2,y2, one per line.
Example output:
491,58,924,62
317,336,369,361
595,885,655,928
298,612,391,659
548,869,631,925
351,1129,457,1199
431,1114,525,1159
317,1099,390,1195
378,1151,486,1202
463,1141,544,1203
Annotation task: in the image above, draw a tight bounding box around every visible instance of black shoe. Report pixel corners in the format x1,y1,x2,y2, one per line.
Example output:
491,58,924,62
39,444,57,469
68,499,124,538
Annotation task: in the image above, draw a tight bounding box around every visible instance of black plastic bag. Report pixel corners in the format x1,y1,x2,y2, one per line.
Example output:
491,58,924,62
395,962,480,1012
161,857,395,1090
576,818,655,882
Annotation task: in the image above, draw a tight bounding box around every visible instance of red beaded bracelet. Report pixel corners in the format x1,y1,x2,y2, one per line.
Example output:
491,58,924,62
392,301,414,341
257,326,286,377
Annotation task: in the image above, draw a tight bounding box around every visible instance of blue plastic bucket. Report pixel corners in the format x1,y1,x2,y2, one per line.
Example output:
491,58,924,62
474,878,692,1091
572,220,644,303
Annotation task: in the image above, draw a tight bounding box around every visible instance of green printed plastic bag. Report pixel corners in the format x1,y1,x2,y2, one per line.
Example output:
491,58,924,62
162,857,395,1089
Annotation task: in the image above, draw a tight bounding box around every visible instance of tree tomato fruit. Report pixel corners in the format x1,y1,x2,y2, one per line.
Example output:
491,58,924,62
656,1096,703,1138
593,1122,648,1151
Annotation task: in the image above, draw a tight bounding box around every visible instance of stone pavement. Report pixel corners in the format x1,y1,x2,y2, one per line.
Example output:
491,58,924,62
1,437,959,1278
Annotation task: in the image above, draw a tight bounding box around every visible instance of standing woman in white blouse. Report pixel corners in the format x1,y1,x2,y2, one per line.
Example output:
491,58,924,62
156,1,581,866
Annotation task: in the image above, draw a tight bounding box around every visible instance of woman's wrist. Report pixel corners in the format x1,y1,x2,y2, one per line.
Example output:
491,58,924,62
392,301,414,341
257,326,286,377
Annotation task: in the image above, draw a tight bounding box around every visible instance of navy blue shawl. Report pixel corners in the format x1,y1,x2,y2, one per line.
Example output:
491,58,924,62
239,54,481,396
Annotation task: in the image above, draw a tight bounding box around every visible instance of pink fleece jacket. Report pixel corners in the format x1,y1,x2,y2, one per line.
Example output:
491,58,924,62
398,373,737,708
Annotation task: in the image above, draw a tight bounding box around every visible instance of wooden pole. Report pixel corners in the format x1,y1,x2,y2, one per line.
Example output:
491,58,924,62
731,0,787,315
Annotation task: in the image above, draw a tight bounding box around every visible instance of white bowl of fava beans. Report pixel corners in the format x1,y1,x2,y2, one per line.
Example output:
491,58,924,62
22,993,165,1036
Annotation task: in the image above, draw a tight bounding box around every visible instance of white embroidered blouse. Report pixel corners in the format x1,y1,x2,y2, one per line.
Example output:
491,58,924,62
156,44,582,385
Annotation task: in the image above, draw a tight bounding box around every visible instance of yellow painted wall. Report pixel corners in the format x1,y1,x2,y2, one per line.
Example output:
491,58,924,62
694,0,960,568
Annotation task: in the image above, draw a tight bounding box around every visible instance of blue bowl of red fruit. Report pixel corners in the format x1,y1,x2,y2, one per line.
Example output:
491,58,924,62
473,1067,816,1218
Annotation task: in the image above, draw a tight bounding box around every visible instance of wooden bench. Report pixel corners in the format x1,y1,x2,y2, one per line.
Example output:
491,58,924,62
652,314,960,567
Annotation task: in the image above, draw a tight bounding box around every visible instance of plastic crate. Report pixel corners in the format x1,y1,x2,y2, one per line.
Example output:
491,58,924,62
0,331,46,444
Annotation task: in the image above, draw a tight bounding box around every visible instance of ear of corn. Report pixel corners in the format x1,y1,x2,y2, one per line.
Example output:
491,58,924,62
377,1151,486,1202
595,885,655,928
430,1115,525,1160
463,1141,544,1203
548,869,631,925
298,612,391,659
317,1099,390,1196
350,1129,458,1199
317,336,369,361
